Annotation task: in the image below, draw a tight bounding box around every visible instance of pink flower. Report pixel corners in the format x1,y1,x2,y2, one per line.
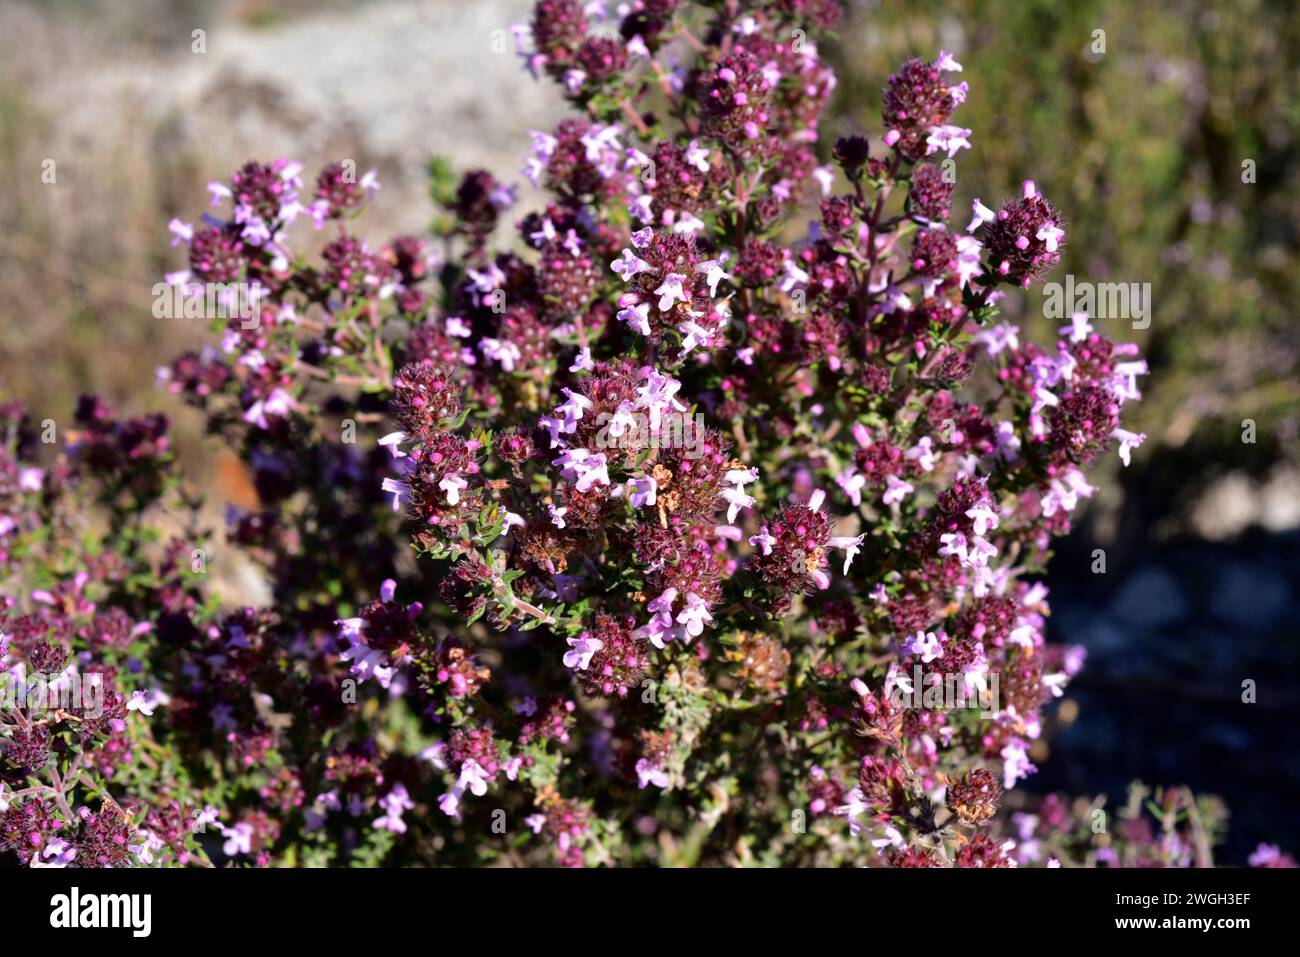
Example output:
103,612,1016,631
563,634,604,671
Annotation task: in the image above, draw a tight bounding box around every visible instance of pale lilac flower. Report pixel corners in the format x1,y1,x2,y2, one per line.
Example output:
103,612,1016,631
374,784,415,833
965,501,1000,536
966,198,997,233
191,805,220,833
617,301,652,336
871,824,907,854
749,526,775,555
529,216,558,245
939,531,968,562
458,759,490,798
813,164,836,196
127,688,170,717
685,140,711,172
243,388,294,430
1060,311,1092,343
653,273,689,310
673,212,706,235
634,367,686,429
207,181,232,205
675,592,713,638
906,436,937,473
553,448,610,492
883,475,914,505
721,484,755,524
419,743,448,770
1041,467,1096,517
381,477,412,512
635,612,675,649
925,125,972,158
1111,359,1150,403
439,474,468,505
636,758,669,789
438,790,462,817
1249,844,1288,867
975,323,1021,356
31,839,77,868
966,535,998,567
338,632,396,689
1001,738,1035,788
677,318,714,357
555,388,593,433
612,248,651,280
837,468,866,507
378,431,409,459
604,402,639,439
780,259,810,292
829,534,865,574
908,630,942,664
698,258,732,297
1036,223,1065,252
627,474,657,508
935,50,964,72
1112,428,1146,466
219,822,253,857
480,338,522,372
564,69,587,95
168,218,193,245
834,787,870,836
955,235,984,287
628,193,654,222
563,634,604,671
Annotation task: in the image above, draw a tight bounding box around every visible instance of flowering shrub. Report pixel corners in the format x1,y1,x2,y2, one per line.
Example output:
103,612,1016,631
0,0,1284,869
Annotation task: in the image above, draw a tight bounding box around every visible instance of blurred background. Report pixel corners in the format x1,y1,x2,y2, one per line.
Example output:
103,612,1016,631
2,0,1297,862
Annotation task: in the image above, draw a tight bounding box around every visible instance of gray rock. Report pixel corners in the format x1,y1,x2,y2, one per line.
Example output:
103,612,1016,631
1208,562,1289,629
1110,567,1189,629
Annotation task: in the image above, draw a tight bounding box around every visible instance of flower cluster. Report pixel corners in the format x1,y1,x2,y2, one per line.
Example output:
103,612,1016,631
0,0,1282,870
